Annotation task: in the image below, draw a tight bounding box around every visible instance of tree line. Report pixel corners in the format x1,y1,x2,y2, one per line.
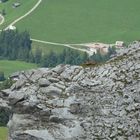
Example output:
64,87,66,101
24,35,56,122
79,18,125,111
0,30,116,81
90,46,116,63
0,0,8,2
0,30,89,66
0,30,31,60
32,48,89,67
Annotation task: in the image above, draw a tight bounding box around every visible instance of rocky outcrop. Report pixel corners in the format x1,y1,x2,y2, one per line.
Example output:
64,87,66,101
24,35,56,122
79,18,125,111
0,41,140,140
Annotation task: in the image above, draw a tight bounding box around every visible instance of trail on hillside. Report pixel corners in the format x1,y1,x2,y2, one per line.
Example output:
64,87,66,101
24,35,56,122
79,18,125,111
5,0,42,30
31,38,92,55
0,14,4,26
2,0,91,54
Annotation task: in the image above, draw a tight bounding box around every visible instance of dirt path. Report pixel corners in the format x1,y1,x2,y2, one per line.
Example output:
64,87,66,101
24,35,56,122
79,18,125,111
2,0,92,55
31,38,92,55
5,0,42,30
0,14,4,26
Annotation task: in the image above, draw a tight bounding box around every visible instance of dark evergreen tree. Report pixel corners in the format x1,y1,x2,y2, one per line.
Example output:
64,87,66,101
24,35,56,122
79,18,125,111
90,46,116,62
28,51,35,63
0,71,5,81
0,30,32,61
1,0,8,3
1,9,6,16
34,48,42,64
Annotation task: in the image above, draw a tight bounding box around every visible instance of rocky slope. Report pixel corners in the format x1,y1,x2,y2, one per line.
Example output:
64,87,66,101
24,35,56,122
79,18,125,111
0,41,140,140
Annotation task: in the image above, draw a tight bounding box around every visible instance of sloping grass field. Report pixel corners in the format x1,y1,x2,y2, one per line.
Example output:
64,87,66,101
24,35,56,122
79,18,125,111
0,127,7,140
15,0,140,43
32,41,66,54
0,0,140,75
0,60,37,77
0,0,37,29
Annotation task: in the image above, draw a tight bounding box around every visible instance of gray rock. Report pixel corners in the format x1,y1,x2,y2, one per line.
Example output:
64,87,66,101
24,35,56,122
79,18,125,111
38,78,51,87
48,77,59,83
8,91,25,105
49,115,61,123
1,42,140,140
69,102,81,114
39,86,62,96
0,97,10,108
52,64,65,74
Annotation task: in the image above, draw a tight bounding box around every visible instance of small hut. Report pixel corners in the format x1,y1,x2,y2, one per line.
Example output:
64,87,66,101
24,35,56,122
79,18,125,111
12,2,20,8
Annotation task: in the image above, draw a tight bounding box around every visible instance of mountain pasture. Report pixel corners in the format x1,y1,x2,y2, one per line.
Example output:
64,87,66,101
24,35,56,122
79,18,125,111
0,0,37,29
15,0,140,43
0,127,7,140
0,60,37,77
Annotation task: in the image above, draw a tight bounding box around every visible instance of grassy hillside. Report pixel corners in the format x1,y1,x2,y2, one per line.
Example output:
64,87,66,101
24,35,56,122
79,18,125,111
0,0,37,29
32,41,66,54
15,0,140,43
0,60,37,77
0,127,7,140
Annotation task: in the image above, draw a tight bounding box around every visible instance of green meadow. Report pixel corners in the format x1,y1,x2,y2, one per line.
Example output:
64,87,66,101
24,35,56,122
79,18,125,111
0,0,37,29
15,0,140,44
0,127,7,140
32,41,66,54
1,0,140,76
0,60,37,77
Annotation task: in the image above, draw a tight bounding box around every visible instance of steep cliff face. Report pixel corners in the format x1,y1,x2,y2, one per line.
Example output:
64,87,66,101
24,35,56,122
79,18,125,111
0,42,140,140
